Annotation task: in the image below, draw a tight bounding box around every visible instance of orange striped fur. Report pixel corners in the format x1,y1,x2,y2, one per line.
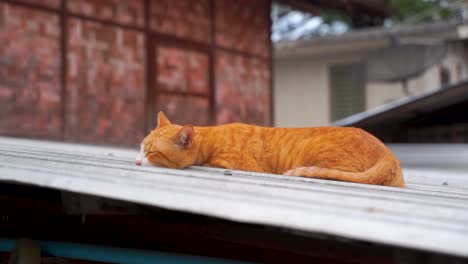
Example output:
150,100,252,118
139,112,405,187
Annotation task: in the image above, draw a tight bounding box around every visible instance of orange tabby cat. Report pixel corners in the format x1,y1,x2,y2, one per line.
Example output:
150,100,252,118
137,112,405,187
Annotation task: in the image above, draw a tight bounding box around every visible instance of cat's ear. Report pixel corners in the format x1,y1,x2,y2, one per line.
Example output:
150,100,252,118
156,111,172,128
173,126,194,149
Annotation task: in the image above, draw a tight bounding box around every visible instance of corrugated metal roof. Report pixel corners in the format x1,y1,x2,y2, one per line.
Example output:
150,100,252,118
0,137,467,258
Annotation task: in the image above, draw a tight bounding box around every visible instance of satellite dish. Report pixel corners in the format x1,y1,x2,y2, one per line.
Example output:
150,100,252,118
366,42,447,83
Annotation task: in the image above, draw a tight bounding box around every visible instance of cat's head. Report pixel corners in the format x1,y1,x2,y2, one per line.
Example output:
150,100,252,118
136,112,197,169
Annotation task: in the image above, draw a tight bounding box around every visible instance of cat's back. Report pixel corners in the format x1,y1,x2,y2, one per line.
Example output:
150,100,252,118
208,123,263,146
262,126,393,173
261,125,371,141
213,123,373,141
212,123,385,150
268,125,388,153
209,123,401,185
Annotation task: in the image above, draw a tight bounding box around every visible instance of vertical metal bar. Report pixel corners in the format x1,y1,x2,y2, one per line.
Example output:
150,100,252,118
267,0,274,127
144,0,154,132
328,64,334,123
209,0,216,125
60,0,68,140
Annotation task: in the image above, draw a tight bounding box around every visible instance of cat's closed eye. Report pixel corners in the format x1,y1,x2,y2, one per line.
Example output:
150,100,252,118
145,151,157,157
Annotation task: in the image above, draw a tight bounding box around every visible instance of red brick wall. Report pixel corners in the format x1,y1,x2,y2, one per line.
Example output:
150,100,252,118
215,0,270,58
156,46,209,95
0,3,62,138
216,51,271,125
0,0,272,146
214,0,271,125
67,0,144,27
153,46,211,126
66,19,145,145
157,94,211,126
15,0,60,9
150,0,211,44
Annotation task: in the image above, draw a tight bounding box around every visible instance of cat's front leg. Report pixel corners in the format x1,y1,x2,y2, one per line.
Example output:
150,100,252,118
207,158,235,170
208,157,267,173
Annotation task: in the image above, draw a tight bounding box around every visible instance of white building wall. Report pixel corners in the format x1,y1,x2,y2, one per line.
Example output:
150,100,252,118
274,56,329,127
366,82,405,109
366,65,440,110
274,41,468,127
440,42,468,83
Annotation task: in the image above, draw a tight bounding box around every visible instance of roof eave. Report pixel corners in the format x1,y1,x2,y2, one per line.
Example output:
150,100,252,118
275,21,467,58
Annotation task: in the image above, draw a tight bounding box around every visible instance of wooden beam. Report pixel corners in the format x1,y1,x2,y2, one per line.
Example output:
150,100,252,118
278,0,391,17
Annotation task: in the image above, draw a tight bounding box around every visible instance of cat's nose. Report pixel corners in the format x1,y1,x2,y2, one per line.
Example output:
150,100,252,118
136,145,144,165
135,154,143,165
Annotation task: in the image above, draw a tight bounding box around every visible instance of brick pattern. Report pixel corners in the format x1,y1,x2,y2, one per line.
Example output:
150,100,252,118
66,18,145,146
157,46,209,94
0,3,62,138
15,0,61,9
150,0,211,43
0,0,273,145
216,51,271,125
215,0,270,58
154,45,210,126
156,95,210,126
68,0,144,27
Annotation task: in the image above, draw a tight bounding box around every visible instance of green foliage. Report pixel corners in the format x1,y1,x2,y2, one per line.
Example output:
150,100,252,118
319,0,462,28
320,10,351,26
391,0,459,23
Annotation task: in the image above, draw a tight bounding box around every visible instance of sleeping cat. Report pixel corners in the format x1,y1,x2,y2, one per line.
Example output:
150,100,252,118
136,112,405,187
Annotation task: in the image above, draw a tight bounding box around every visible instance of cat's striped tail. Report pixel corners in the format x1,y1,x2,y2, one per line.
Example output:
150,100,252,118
283,157,405,187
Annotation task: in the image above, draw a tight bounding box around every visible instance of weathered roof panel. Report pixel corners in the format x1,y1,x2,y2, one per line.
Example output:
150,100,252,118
332,80,468,128
0,137,467,257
